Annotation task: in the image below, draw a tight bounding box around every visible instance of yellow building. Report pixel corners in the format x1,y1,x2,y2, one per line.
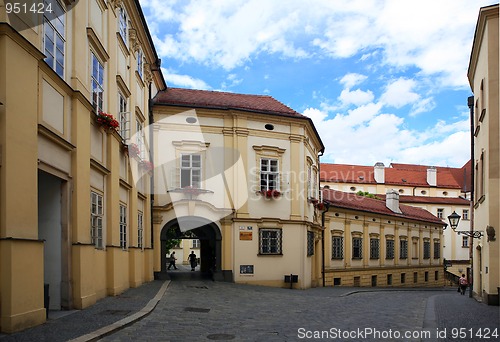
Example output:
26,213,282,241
468,4,499,305
322,189,445,287
0,0,165,333
320,162,471,277
151,88,325,288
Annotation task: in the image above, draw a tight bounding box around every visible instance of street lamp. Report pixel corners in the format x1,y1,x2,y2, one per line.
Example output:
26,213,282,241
447,211,483,239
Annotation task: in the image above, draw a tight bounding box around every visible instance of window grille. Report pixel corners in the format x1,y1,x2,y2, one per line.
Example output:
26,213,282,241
259,229,282,255
386,240,394,259
370,238,379,259
400,240,408,259
352,237,362,259
423,241,431,259
307,231,314,256
332,236,344,259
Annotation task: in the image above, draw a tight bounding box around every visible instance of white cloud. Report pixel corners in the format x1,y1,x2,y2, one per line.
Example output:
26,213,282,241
339,73,367,88
162,68,211,89
339,88,374,107
380,78,420,108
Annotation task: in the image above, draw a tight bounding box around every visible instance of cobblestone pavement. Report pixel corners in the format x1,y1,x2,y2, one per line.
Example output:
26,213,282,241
1,270,498,342
99,278,499,342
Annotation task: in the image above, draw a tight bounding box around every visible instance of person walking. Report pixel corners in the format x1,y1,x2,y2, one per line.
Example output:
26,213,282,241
459,274,468,295
188,251,197,271
167,251,178,270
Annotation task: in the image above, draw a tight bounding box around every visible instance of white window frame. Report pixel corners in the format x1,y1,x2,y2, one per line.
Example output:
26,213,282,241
119,205,127,250
259,228,282,255
43,0,65,77
138,211,143,249
137,49,144,79
118,6,128,44
91,191,104,249
91,52,104,112
260,158,279,191
462,209,469,220
136,120,145,158
462,236,469,248
180,153,202,188
436,208,444,219
118,93,130,140
192,239,200,248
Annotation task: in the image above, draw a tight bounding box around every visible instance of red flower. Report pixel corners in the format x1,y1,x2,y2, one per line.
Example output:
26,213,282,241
128,143,141,159
97,111,119,129
139,160,154,172
262,189,281,198
315,202,325,210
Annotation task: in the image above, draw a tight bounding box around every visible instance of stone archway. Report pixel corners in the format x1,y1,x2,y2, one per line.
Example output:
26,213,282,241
159,217,222,279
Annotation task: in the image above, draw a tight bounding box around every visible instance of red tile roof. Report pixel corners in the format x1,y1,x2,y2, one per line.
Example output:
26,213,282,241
154,87,305,118
323,189,445,225
320,162,471,189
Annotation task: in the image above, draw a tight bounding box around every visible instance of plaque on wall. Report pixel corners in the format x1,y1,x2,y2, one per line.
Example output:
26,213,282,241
240,265,254,274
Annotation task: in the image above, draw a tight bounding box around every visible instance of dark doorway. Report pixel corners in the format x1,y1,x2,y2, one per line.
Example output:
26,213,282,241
158,217,222,281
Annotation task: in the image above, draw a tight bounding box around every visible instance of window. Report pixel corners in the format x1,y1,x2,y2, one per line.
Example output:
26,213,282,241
91,53,104,112
138,212,143,249
401,273,406,284
180,154,202,188
462,209,469,220
436,208,444,219
136,120,144,158
259,228,282,255
386,240,394,259
412,240,418,259
435,271,439,281
119,205,127,250
118,6,128,43
260,158,279,191
91,191,103,249
413,272,418,283
425,271,429,282
332,236,344,259
43,0,65,77
433,242,440,259
307,231,314,256
400,239,408,259
462,236,469,248
370,238,379,259
192,239,200,248
352,237,362,259
387,274,392,285
118,93,129,140
137,49,144,79
423,241,431,259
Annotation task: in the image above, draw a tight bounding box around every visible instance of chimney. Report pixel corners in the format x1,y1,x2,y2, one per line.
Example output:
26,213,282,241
386,189,402,214
374,162,385,183
427,166,437,186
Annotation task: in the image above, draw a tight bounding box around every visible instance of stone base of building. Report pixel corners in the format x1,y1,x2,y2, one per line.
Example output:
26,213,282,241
324,266,444,288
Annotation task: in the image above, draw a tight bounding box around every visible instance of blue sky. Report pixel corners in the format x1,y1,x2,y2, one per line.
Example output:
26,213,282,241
139,0,497,168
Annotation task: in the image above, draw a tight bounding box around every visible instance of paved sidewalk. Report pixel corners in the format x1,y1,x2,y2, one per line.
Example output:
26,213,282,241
0,279,169,342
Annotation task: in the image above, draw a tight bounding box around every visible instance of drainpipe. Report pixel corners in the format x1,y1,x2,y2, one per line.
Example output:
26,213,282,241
468,95,474,298
321,202,331,287
149,83,154,248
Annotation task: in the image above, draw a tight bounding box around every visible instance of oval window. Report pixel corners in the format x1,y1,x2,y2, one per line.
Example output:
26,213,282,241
186,117,197,124
265,124,274,130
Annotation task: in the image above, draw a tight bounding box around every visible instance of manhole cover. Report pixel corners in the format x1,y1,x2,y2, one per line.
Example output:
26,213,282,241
184,307,210,313
99,309,131,316
207,333,235,340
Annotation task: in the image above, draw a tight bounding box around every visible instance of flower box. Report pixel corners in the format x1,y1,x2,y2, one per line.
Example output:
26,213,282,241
139,160,154,172
128,143,141,159
97,111,119,131
260,189,281,199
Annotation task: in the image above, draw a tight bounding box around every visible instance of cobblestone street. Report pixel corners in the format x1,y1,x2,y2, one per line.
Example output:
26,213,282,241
99,278,499,342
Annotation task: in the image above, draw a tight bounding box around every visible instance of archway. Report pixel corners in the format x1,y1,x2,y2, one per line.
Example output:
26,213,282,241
160,217,222,279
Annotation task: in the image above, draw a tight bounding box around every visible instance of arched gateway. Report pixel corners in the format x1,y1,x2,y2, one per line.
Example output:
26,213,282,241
156,216,224,280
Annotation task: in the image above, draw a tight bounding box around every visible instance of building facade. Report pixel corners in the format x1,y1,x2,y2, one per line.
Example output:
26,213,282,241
320,162,471,277
0,0,165,333
322,189,445,288
151,88,325,289
467,4,499,305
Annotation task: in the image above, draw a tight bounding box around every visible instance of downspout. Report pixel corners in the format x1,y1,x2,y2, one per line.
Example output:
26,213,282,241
321,202,330,287
149,83,154,248
468,95,474,298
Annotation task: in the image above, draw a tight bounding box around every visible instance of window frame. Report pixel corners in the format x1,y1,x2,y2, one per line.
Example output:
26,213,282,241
118,5,128,44
433,241,440,259
370,238,380,259
386,239,394,259
43,0,65,77
332,236,344,259
91,52,104,112
259,228,282,255
352,237,363,259
180,153,202,188
136,48,144,79
118,93,130,140
399,239,408,259
119,204,127,250
260,158,279,192
91,191,104,249
137,211,143,249
436,208,444,219
423,240,431,259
